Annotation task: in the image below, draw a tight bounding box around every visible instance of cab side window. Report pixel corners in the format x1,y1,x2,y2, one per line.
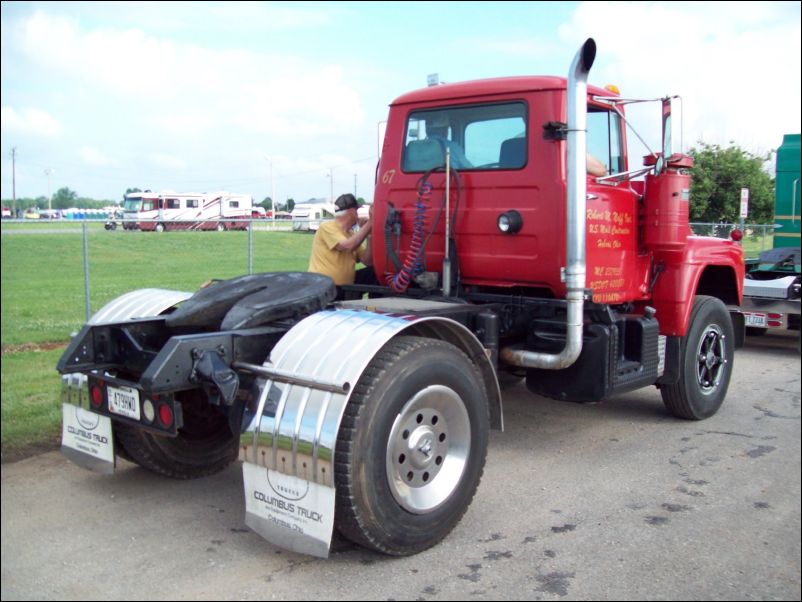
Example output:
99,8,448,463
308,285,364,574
403,102,527,172
587,109,624,175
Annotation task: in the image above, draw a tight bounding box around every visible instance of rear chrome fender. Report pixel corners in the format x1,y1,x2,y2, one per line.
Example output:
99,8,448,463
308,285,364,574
238,308,501,557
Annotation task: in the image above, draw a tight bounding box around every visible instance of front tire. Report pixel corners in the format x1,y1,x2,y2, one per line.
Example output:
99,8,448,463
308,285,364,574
335,336,490,556
661,296,734,420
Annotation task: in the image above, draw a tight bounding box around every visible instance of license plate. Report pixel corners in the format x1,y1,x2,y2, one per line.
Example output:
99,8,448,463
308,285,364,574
744,312,768,327
108,385,141,420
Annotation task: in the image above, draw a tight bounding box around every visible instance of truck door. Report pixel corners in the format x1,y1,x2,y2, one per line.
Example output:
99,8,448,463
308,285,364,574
585,107,647,304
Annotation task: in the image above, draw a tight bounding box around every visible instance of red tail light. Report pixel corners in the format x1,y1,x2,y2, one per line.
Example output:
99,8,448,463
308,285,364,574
90,385,103,408
158,404,174,428
730,229,743,241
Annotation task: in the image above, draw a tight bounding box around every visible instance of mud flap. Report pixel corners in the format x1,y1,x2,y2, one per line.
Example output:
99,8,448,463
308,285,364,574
242,463,335,558
61,404,114,474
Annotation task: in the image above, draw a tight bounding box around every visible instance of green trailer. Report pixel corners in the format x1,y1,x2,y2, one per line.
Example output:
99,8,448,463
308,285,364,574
774,133,801,247
741,134,800,348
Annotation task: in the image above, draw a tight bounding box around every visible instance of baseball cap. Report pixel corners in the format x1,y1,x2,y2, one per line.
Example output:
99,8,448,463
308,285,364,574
334,194,359,211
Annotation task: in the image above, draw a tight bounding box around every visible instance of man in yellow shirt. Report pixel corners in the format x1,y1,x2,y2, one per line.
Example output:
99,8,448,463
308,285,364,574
308,194,375,289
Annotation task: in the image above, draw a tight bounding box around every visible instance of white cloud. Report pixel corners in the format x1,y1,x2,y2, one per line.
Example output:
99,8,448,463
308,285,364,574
1,106,62,137
559,1,801,155
149,112,214,137
235,65,364,136
13,11,364,140
80,146,116,167
149,152,187,170
462,37,550,60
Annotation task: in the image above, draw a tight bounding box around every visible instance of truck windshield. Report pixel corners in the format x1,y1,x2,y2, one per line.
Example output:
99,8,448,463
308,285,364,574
123,199,142,211
403,102,527,172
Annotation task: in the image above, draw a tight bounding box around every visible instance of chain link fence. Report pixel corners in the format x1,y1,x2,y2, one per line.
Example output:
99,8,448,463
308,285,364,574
690,222,777,257
1,218,781,326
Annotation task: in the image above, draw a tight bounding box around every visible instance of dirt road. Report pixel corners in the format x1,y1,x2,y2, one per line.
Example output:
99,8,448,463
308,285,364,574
2,333,799,600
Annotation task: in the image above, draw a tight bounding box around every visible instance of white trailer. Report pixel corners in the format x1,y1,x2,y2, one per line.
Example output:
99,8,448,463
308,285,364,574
291,202,335,232
124,191,253,231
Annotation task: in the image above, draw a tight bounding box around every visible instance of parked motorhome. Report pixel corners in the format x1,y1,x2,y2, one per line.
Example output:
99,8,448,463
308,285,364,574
126,192,253,232
123,191,252,231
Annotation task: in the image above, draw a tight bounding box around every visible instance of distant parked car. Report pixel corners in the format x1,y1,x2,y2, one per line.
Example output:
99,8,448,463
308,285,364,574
24,208,40,219
1,206,11,219
251,207,267,219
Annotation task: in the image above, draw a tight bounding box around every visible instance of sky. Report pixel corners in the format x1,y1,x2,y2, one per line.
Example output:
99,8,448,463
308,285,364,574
1,1,800,206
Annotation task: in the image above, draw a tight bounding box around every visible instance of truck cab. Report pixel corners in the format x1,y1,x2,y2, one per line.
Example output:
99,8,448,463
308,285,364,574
373,77,743,339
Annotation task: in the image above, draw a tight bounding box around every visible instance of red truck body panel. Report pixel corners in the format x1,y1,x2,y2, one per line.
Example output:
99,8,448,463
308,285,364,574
372,75,743,337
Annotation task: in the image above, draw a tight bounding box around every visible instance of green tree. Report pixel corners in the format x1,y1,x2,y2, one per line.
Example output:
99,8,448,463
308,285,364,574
689,142,774,224
51,187,78,209
124,187,142,203
285,198,295,212
260,197,273,211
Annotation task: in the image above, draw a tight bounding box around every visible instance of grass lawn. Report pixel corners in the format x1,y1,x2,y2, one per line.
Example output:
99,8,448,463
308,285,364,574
0,226,314,458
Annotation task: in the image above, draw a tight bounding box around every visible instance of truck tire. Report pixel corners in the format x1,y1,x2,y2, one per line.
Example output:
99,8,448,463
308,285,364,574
335,336,490,556
114,389,238,479
661,295,734,420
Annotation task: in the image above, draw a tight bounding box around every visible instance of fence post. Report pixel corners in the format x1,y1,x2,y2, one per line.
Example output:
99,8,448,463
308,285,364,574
82,220,91,321
248,218,253,274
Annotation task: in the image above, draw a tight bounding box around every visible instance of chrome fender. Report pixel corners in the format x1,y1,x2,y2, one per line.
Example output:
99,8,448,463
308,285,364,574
88,288,193,324
240,308,501,557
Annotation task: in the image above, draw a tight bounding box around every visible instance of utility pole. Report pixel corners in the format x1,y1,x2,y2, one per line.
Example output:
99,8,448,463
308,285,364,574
45,167,54,212
271,162,276,222
10,147,16,215
327,168,334,203
354,173,357,198
267,155,276,222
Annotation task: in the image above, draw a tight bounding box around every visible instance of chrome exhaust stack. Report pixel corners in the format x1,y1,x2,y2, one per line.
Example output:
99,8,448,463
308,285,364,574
501,38,595,370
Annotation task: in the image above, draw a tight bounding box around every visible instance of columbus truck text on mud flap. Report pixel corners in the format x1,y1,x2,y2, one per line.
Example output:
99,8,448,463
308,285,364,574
59,39,744,558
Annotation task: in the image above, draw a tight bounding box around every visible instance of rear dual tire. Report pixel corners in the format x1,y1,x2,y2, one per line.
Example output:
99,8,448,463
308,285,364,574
114,389,238,479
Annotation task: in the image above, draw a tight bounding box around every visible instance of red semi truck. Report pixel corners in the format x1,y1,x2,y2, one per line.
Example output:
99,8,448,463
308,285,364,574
59,39,744,558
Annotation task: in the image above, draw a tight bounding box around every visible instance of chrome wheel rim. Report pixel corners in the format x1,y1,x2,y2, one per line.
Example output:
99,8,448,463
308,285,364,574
696,324,727,395
386,385,470,514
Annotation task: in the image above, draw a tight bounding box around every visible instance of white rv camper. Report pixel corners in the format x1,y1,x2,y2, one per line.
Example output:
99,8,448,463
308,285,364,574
123,191,253,231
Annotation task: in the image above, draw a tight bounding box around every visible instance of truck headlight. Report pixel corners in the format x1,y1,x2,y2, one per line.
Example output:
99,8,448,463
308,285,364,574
497,210,523,234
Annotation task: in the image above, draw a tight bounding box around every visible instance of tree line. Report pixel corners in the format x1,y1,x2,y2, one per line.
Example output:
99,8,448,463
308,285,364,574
2,187,116,212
